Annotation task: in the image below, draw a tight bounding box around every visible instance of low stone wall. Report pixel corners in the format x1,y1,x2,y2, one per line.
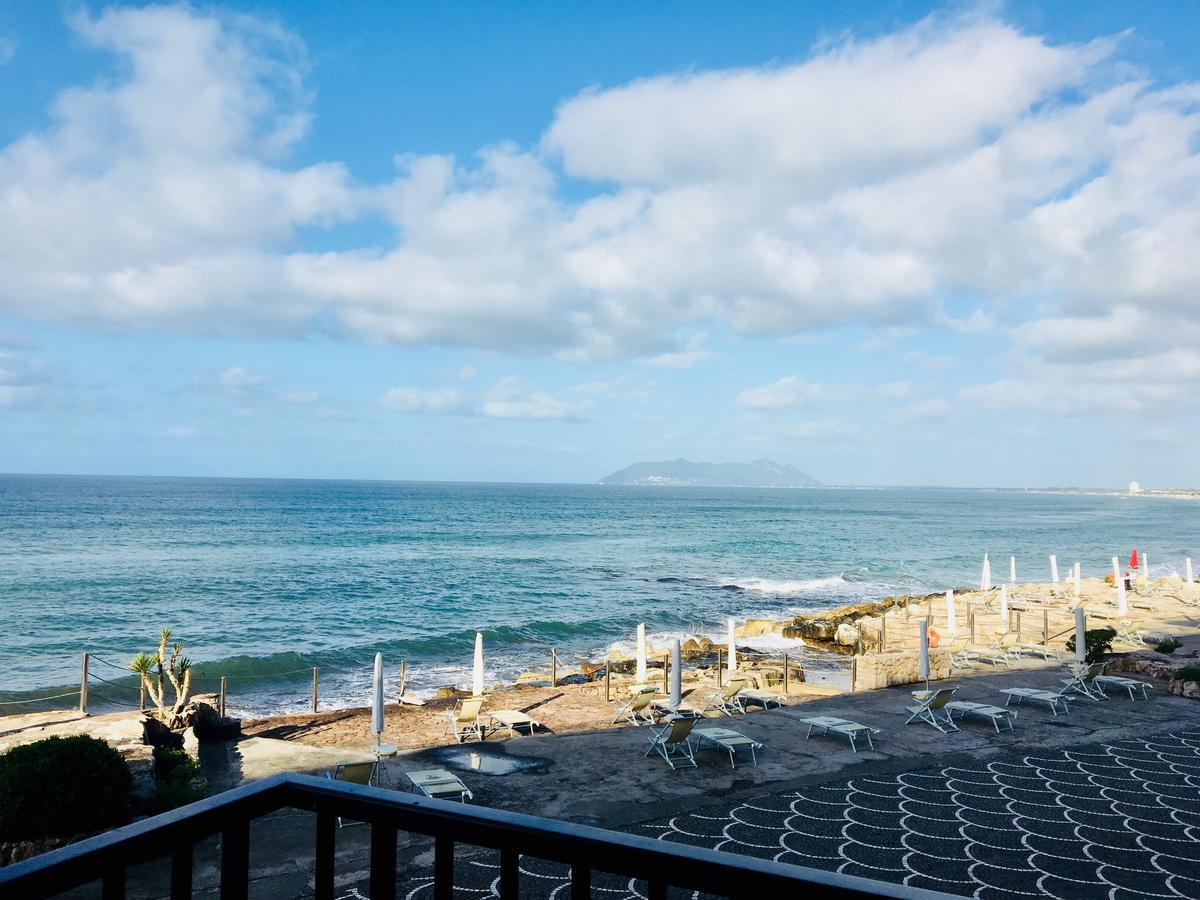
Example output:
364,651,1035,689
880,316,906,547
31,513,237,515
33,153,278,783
1105,653,1200,698
851,649,951,692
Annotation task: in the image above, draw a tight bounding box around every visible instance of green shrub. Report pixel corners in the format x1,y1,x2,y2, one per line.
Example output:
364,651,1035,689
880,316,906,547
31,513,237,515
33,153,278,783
1065,627,1117,663
1173,665,1200,682
151,747,207,812
0,735,131,841
1154,636,1183,654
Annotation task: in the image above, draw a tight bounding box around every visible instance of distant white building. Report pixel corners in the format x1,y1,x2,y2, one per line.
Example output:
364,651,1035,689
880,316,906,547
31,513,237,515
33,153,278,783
1129,480,1142,495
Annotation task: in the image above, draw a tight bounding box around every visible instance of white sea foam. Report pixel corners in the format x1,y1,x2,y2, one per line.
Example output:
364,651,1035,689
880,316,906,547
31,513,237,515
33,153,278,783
728,575,847,594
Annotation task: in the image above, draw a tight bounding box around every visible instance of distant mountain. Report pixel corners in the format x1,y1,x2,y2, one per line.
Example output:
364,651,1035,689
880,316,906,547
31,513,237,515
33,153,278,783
599,458,821,488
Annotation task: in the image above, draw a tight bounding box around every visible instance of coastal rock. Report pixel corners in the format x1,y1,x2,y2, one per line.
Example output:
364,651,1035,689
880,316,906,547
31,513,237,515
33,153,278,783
834,623,861,646
739,619,781,638
1,838,66,866
1173,680,1200,699
141,716,184,750
179,701,242,741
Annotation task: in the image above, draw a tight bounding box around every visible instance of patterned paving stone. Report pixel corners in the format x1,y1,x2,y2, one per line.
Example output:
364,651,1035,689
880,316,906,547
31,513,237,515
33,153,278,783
337,729,1200,898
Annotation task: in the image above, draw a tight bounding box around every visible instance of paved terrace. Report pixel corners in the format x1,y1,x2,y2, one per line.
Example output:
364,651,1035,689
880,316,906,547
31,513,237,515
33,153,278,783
99,662,1200,899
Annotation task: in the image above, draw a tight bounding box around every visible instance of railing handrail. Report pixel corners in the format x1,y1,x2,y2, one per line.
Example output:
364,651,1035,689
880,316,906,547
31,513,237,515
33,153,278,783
0,773,953,899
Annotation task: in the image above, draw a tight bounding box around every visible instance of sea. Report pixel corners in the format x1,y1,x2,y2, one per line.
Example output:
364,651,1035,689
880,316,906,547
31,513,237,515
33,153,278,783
2,475,1197,716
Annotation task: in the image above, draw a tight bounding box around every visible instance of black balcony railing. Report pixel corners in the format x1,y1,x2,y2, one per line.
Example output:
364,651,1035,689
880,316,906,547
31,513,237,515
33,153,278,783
0,773,951,899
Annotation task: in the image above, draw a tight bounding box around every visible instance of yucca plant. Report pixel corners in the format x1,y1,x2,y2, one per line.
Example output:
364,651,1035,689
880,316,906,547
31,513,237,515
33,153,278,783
130,630,193,728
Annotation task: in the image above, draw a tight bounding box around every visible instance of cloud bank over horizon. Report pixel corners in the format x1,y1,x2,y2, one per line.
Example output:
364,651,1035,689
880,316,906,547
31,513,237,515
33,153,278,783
1,3,1198,484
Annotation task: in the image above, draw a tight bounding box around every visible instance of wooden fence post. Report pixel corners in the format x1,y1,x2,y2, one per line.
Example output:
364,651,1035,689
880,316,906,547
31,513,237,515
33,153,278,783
1014,611,1022,638
312,667,319,714
1043,608,1049,645
551,649,557,688
717,649,723,688
880,616,887,651
604,663,611,703
968,606,976,643
783,653,790,693
139,682,146,712
219,676,227,719
80,653,89,716
399,660,407,700
850,656,858,693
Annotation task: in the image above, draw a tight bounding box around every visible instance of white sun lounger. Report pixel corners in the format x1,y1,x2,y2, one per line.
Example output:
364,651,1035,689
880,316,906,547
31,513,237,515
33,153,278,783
945,700,1017,733
1001,687,1071,716
799,716,880,752
485,709,541,736
694,727,764,768
1093,674,1153,701
407,769,473,802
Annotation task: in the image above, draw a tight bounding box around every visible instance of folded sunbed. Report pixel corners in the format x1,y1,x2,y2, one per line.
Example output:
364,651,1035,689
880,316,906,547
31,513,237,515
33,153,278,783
1093,674,1152,701
799,715,881,752
945,700,1017,733
1001,687,1071,716
739,688,787,709
694,727,763,768
407,768,473,802
486,709,541,736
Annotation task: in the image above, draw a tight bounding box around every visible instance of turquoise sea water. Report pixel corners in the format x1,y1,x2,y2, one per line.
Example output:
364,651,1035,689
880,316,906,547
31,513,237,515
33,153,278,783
2,475,1197,715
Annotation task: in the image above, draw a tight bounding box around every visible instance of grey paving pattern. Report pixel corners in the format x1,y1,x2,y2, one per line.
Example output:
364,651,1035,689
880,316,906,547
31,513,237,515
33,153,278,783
349,729,1200,899
640,729,1200,899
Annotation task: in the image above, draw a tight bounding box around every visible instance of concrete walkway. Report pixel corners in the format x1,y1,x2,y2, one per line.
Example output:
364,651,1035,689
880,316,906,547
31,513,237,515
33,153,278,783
138,662,1200,898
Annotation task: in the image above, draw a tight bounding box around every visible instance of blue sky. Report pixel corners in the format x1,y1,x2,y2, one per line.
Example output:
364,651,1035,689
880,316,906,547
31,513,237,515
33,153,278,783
1,2,1198,487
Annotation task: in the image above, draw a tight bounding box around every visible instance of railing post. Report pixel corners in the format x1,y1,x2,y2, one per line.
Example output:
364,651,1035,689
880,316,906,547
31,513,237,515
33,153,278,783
717,649,723,688
850,656,858,693
604,664,611,703
1043,608,1050,645
968,606,975,643
399,659,407,700
219,677,227,719
571,863,591,899
433,834,453,900
371,822,398,900
880,616,887,651
314,811,335,900
312,668,320,714
139,682,146,713
1014,611,1022,639
551,649,557,688
220,819,249,900
783,653,789,693
101,866,125,900
662,653,669,692
80,653,89,716
499,847,519,899
170,845,193,900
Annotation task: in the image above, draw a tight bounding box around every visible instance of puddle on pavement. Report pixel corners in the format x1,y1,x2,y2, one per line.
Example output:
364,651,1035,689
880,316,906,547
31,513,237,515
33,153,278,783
427,746,546,776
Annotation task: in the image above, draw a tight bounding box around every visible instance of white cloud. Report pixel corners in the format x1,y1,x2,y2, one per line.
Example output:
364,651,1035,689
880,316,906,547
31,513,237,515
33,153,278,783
217,367,266,391
737,376,825,410
894,398,950,422
481,376,589,421
0,351,54,408
877,381,914,400
379,386,466,414
0,3,1196,420
279,390,322,404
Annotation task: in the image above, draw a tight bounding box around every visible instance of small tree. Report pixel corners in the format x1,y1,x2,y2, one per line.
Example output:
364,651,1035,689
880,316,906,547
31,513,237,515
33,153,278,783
131,630,192,728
